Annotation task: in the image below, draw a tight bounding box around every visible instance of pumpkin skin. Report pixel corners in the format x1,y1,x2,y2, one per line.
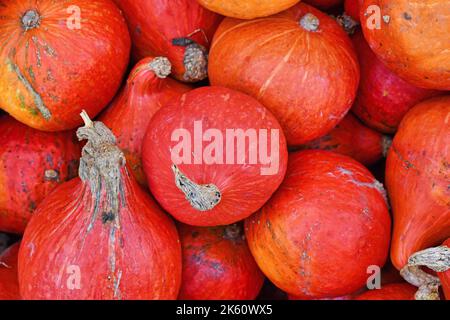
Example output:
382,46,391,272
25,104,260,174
301,113,389,166
178,224,265,300
245,150,391,299
361,0,450,90
0,0,131,131
351,31,440,134
195,0,300,19
304,0,343,10
439,239,450,299
0,117,81,234
100,57,192,186
142,86,288,227
355,283,416,300
114,0,222,82
0,242,20,300
344,0,362,22
18,117,182,300
209,3,360,146
387,96,450,270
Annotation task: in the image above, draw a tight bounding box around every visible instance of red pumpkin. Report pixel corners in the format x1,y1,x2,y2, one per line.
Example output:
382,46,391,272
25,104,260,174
18,114,181,299
361,0,450,90
100,57,192,186
0,0,130,131
195,0,301,19
142,86,288,227
387,96,450,270
209,3,360,146
351,31,440,134
355,283,416,300
114,0,222,82
178,224,265,300
301,113,390,166
344,0,362,22
245,150,391,299
304,0,343,10
0,116,81,234
0,242,20,300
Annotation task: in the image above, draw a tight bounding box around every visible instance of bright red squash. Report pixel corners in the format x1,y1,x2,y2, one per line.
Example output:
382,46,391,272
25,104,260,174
355,283,416,300
178,224,265,300
0,116,81,234
387,96,450,271
351,31,440,134
100,57,192,186
209,3,360,146
245,150,391,299
114,0,222,82
18,113,181,300
304,0,343,10
142,86,288,227
0,0,131,131
195,0,301,19
0,242,20,300
301,113,390,166
361,0,450,90
344,0,362,22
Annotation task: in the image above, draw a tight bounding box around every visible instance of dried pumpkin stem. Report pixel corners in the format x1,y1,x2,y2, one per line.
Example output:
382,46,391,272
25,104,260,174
335,13,359,35
22,9,40,31
172,164,221,211
77,110,126,228
300,13,320,32
400,245,450,300
148,57,172,78
173,38,208,82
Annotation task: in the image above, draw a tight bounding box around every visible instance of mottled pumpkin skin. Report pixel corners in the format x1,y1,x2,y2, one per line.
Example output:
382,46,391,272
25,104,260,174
196,0,300,19
178,224,265,300
387,96,450,270
355,283,416,300
301,113,386,166
143,86,288,227
209,3,360,146
0,0,131,131
0,242,20,300
438,238,450,300
344,0,362,21
115,0,222,82
351,31,439,134
0,117,80,234
245,151,391,299
100,57,192,186
361,0,450,90
19,169,182,300
304,0,342,10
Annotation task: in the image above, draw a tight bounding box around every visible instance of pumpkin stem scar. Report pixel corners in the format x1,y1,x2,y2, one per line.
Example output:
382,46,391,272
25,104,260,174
172,164,221,211
400,246,450,300
173,38,208,82
300,13,320,32
10,61,51,120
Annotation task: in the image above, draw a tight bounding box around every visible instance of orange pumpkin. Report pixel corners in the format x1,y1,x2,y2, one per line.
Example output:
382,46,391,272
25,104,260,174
209,3,360,146
195,0,301,19
386,96,450,270
361,0,450,90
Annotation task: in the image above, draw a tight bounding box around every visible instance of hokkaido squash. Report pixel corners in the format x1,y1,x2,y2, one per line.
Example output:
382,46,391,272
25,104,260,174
0,242,20,300
18,113,182,299
351,31,439,133
100,57,192,186
195,0,301,19
387,96,450,271
245,150,391,298
178,224,265,300
209,3,360,146
142,86,288,227
301,113,390,166
344,0,362,22
0,0,131,131
0,116,81,234
304,0,343,10
361,0,450,90
115,0,222,82
355,283,416,300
